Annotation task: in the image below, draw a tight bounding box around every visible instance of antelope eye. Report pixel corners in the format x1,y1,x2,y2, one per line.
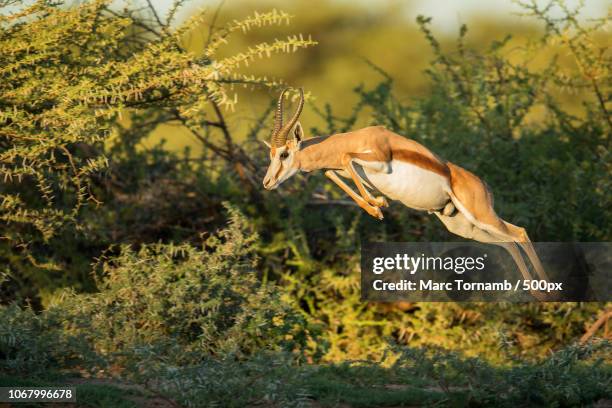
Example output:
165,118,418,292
279,151,289,159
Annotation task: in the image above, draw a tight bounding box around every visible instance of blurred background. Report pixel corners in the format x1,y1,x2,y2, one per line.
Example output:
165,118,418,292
140,0,610,153
1,0,610,405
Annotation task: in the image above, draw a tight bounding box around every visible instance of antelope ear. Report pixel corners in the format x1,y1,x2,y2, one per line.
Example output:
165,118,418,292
293,122,304,142
262,140,271,148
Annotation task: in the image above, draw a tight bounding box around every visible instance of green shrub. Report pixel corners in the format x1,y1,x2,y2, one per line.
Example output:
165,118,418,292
1,1,609,397
150,342,611,407
0,206,311,376
51,204,309,368
0,0,315,304
0,303,99,375
244,1,610,362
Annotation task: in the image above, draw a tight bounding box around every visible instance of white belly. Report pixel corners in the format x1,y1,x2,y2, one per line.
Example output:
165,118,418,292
359,160,450,211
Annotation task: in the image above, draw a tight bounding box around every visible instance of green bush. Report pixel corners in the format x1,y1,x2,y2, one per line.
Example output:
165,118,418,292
0,0,315,305
0,303,100,375
242,1,610,362
149,342,611,407
50,205,310,368
1,301,610,407
1,206,310,376
1,2,610,405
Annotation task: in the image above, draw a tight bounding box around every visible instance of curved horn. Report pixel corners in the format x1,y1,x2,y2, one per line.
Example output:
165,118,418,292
271,88,304,147
271,88,290,147
279,87,304,140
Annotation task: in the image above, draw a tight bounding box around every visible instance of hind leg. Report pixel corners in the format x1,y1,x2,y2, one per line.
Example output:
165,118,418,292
481,223,554,301
434,211,550,301
446,186,551,284
502,221,550,282
434,211,532,280
443,163,551,299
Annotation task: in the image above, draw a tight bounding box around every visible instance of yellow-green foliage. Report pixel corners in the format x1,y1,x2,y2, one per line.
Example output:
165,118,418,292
0,0,610,393
253,0,610,363
1,205,310,374
272,222,606,364
50,205,309,368
0,0,315,247
148,0,610,156
1,212,610,407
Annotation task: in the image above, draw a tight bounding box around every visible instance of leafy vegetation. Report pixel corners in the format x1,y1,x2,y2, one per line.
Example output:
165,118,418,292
0,0,315,304
1,212,610,406
0,0,610,406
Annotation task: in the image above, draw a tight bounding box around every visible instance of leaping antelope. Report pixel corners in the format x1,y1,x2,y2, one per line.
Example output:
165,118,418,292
262,88,551,299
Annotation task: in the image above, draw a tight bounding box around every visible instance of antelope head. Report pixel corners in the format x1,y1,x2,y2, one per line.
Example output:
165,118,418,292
262,87,305,190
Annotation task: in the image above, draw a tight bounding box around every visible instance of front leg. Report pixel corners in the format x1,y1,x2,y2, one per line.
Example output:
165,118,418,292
341,153,390,208
325,170,383,220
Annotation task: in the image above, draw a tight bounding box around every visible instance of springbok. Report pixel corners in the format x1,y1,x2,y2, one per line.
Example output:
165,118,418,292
262,88,551,299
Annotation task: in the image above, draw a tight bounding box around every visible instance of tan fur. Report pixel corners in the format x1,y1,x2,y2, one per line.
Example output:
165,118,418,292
296,126,446,173
393,150,450,179
263,124,552,298
446,162,508,233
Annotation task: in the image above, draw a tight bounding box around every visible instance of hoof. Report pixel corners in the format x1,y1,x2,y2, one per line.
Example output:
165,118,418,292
368,206,384,220
442,201,456,216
